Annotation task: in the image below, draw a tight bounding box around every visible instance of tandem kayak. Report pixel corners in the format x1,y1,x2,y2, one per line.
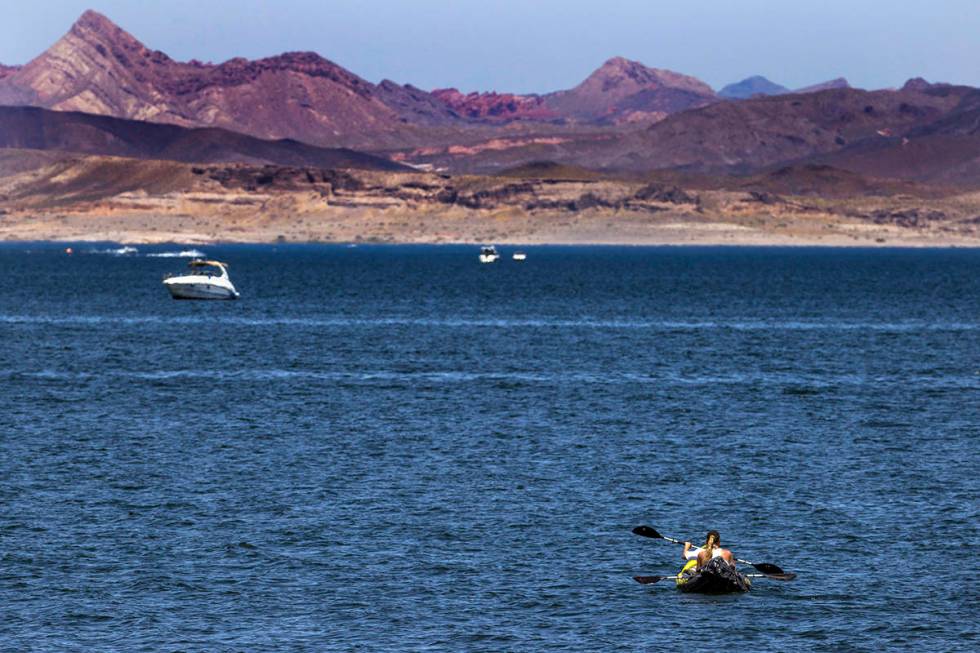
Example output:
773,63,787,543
675,558,751,594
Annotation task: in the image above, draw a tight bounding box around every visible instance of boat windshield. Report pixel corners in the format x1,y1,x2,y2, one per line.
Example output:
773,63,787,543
187,263,223,276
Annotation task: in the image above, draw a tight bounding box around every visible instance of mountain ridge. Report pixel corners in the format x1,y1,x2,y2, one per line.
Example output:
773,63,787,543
0,10,420,147
0,12,726,138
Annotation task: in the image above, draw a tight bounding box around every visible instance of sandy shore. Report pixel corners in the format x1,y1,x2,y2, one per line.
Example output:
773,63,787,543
3,202,979,248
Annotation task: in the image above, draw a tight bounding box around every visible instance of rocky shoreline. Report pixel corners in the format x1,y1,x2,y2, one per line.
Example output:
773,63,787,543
2,153,979,248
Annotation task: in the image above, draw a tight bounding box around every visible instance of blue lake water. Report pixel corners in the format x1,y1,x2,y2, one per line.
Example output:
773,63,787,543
1,243,978,651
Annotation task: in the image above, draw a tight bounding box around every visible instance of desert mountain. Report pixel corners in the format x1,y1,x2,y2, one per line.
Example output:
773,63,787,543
414,83,979,185
602,84,973,174
0,105,406,170
811,88,980,185
719,76,789,99
0,10,437,148
540,57,717,123
1,10,976,188
0,11,723,144
427,58,718,124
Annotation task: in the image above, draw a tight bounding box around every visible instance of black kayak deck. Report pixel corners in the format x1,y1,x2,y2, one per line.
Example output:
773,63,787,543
676,558,751,593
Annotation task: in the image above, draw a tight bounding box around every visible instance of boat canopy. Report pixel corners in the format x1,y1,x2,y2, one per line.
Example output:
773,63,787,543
189,260,229,268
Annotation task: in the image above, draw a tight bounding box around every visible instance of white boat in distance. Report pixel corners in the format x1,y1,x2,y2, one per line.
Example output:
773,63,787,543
479,246,500,263
163,259,240,300
512,251,527,261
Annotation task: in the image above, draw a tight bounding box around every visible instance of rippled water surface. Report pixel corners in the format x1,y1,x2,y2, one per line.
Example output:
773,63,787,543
1,243,978,652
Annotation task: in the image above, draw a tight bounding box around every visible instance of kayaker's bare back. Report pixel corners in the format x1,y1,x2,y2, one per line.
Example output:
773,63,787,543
683,530,736,569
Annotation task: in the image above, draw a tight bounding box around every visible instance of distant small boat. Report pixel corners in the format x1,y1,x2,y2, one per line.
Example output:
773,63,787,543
163,259,240,300
479,246,500,263
512,251,527,261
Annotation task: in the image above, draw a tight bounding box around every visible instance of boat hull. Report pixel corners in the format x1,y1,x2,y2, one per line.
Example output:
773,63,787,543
676,558,751,594
164,281,239,300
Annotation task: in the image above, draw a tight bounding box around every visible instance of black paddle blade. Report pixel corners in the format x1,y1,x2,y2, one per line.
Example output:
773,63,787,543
631,526,663,539
751,562,786,575
633,575,666,585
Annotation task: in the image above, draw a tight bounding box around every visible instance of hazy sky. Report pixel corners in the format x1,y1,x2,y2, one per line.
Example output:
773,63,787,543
1,1,977,93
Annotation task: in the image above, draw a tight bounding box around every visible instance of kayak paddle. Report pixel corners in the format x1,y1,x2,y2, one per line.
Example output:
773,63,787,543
632,525,795,579
634,572,796,584
746,572,796,580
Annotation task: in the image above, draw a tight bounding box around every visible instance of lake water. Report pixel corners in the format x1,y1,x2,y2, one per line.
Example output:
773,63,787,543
1,243,977,652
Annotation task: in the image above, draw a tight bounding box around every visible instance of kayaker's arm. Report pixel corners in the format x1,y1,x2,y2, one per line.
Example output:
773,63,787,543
682,541,693,560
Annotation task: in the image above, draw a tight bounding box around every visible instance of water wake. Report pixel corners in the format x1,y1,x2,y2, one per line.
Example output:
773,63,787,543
146,250,206,258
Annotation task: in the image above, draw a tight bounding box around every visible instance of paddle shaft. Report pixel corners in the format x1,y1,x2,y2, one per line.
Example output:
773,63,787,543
635,572,795,583
632,526,789,576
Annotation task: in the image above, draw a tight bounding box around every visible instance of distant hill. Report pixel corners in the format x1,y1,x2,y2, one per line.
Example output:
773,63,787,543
611,85,969,173
733,163,941,198
433,83,978,184
425,59,718,125
719,76,851,100
795,78,851,94
541,57,717,123
813,89,980,185
719,76,789,99
0,106,407,171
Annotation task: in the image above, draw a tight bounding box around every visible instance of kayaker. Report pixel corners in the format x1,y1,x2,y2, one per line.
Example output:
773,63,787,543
682,530,735,568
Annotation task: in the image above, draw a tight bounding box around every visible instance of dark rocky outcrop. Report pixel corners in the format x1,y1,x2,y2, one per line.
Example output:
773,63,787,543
633,183,696,204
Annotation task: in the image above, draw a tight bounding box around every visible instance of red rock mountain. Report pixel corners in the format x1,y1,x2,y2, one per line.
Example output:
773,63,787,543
0,13,721,140
0,10,431,148
430,88,558,122
0,64,20,80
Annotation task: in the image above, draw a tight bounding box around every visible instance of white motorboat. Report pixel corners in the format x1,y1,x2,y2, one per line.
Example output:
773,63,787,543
479,245,500,263
163,259,240,300
512,251,527,261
